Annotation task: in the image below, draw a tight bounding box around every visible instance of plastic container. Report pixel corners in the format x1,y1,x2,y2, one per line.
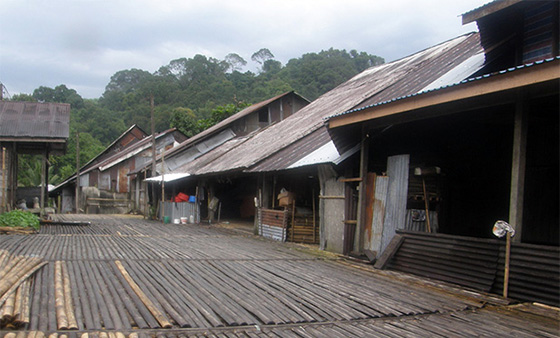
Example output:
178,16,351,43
175,192,189,202
188,195,196,203
173,219,180,224
189,215,195,224
163,216,170,224
180,217,188,224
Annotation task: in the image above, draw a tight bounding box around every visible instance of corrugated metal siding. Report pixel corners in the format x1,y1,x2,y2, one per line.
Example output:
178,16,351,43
258,208,288,242
384,230,559,306
161,201,199,223
493,243,560,305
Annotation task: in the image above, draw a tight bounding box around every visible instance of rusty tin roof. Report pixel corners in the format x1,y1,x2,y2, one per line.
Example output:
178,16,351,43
0,101,70,140
167,33,483,176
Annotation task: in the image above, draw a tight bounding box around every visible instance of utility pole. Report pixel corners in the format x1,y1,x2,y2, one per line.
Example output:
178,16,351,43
75,132,80,214
161,150,165,223
150,94,157,217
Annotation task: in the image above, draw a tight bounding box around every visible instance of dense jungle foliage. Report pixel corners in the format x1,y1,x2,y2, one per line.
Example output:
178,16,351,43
10,48,384,185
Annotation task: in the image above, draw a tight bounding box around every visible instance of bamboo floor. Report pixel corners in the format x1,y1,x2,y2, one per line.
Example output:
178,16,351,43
0,214,558,337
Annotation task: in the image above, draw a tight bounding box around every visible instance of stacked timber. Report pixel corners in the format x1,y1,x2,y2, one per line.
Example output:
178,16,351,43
0,227,37,235
0,249,46,329
2,332,141,337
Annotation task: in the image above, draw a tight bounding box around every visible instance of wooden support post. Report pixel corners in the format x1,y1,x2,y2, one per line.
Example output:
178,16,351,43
312,188,316,243
509,96,527,243
356,128,370,254
144,170,148,219
1,147,5,213
40,150,47,218
291,199,296,242
422,178,431,233
503,233,512,298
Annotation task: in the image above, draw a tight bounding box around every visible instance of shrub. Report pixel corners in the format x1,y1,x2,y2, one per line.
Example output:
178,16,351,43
0,210,40,230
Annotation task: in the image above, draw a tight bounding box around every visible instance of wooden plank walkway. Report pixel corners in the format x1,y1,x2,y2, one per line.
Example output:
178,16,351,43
0,214,558,337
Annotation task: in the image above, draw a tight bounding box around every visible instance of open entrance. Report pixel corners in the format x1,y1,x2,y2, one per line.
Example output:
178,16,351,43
212,175,258,222
367,104,515,239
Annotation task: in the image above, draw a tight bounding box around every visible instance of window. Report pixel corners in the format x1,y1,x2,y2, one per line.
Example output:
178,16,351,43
258,108,269,123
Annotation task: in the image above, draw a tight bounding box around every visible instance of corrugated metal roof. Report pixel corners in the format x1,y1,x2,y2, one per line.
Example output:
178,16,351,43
332,56,560,119
248,126,337,172
170,134,254,176
91,128,177,173
166,33,483,176
51,128,181,191
0,101,70,140
145,173,190,183
76,124,147,174
163,91,306,159
462,0,522,25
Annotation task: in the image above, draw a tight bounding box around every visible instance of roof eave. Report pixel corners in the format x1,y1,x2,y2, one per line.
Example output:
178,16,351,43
328,58,560,129
462,0,523,25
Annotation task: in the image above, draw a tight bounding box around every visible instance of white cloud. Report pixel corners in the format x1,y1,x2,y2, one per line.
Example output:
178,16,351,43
0,0,486,98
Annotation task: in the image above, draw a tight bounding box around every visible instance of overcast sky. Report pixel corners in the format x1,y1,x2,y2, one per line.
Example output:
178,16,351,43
0,0,489,99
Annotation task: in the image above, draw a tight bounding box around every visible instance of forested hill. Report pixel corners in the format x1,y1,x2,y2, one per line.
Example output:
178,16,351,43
11,48,384,185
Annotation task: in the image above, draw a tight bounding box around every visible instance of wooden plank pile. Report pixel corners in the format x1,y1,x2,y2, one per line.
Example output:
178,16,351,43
0,227,37,235
0,250,46,329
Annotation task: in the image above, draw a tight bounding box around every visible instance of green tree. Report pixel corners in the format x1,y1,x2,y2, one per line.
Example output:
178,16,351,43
251,48,275,66
10,93,36,102
170,102,250,138
50,131,105,184
224,53,247,73
17,155,61,187
33,84,84,109
279,48,384,100
170,107,201,138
